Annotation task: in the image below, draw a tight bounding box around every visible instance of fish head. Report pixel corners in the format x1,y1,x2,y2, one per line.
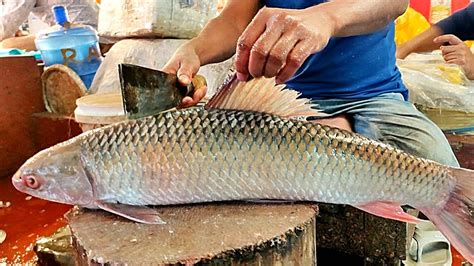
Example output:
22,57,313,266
12,139,94,207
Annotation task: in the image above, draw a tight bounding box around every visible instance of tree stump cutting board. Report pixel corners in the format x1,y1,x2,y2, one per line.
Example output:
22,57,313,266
67,203,318,265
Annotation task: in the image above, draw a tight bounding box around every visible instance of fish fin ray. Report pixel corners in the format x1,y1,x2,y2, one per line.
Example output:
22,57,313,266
96,201,166,225
355,201,421,224
205,74,325,119
420,167,474,263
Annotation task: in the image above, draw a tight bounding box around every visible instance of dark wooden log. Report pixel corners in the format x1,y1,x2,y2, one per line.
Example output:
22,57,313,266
316,204,407,265
67,203,317,265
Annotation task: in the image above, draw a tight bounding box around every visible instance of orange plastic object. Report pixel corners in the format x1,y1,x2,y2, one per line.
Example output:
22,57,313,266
395,7,431,45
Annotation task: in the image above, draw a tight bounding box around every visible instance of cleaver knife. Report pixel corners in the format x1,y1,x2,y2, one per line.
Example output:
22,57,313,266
118,63,207,119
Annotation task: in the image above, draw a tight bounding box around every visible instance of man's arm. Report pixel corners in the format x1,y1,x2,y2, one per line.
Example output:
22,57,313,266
162,0,259,107
315,0,409,37
164,0,408,106
396,26,444,59
236,0,409,83
436,3,474,41
186,0,260,66
397,3,474,59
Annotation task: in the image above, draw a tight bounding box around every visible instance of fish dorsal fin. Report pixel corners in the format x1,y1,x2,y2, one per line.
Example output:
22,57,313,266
205,75,322,118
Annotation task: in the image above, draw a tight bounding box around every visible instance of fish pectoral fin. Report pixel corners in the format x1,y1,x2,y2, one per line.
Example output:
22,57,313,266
96,201,166,225
355,201,421,224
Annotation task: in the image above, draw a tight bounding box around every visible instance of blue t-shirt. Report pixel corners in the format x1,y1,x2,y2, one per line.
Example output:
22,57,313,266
436,3,474,40
263,0,408,100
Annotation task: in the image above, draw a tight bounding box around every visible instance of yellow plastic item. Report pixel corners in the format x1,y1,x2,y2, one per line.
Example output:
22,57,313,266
400,62,466,86
437,64,464,85
395,7,431,45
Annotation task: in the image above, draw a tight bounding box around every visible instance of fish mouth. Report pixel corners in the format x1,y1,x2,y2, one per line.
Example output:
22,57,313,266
11,170,25,191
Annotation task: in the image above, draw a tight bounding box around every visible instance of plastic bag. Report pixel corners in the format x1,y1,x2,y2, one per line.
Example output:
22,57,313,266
89,39,234,97
415,106,474,133
98,0,219,42
398,52,474,112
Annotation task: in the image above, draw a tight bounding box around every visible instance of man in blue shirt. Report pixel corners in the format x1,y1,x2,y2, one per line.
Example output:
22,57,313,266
397,3,474,79
163,0,458,167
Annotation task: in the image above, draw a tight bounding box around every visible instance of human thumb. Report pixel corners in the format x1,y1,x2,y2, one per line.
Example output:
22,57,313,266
177,61,199,86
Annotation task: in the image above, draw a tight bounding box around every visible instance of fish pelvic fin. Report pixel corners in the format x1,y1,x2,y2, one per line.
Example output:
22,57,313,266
205,74,325,119
355,201,421,224
421,167,474,263
96,201,166,225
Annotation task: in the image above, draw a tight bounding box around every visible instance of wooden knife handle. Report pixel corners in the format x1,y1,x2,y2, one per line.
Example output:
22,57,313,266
187,75,207,97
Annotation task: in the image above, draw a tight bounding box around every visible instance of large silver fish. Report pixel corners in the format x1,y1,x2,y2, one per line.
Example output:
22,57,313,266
12,76,474,262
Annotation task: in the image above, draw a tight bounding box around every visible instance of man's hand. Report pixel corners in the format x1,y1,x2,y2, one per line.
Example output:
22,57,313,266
434,34,474,80
235,7,335,84
162,43,207,108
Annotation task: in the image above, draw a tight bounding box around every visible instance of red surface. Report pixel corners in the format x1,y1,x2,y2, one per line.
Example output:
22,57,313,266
0,56,81,263
452,247,468,266
410,0,470,22
0,177,71,263
451,0,471,12
410,0,432,20
0,113,80,263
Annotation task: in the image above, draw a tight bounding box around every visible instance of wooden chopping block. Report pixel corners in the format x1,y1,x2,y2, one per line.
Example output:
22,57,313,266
316,204,407,265
67,203,317,265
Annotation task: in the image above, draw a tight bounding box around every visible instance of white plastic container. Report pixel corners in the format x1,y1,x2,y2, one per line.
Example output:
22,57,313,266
74,93,126,132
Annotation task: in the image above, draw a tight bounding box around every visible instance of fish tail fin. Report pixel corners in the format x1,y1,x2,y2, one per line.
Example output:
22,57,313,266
421,167,474,263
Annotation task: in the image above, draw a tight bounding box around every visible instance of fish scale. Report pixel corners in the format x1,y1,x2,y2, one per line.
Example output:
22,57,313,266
78,108,452,208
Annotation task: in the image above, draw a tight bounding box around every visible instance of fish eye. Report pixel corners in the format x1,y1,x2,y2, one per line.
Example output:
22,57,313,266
24,175,41,189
